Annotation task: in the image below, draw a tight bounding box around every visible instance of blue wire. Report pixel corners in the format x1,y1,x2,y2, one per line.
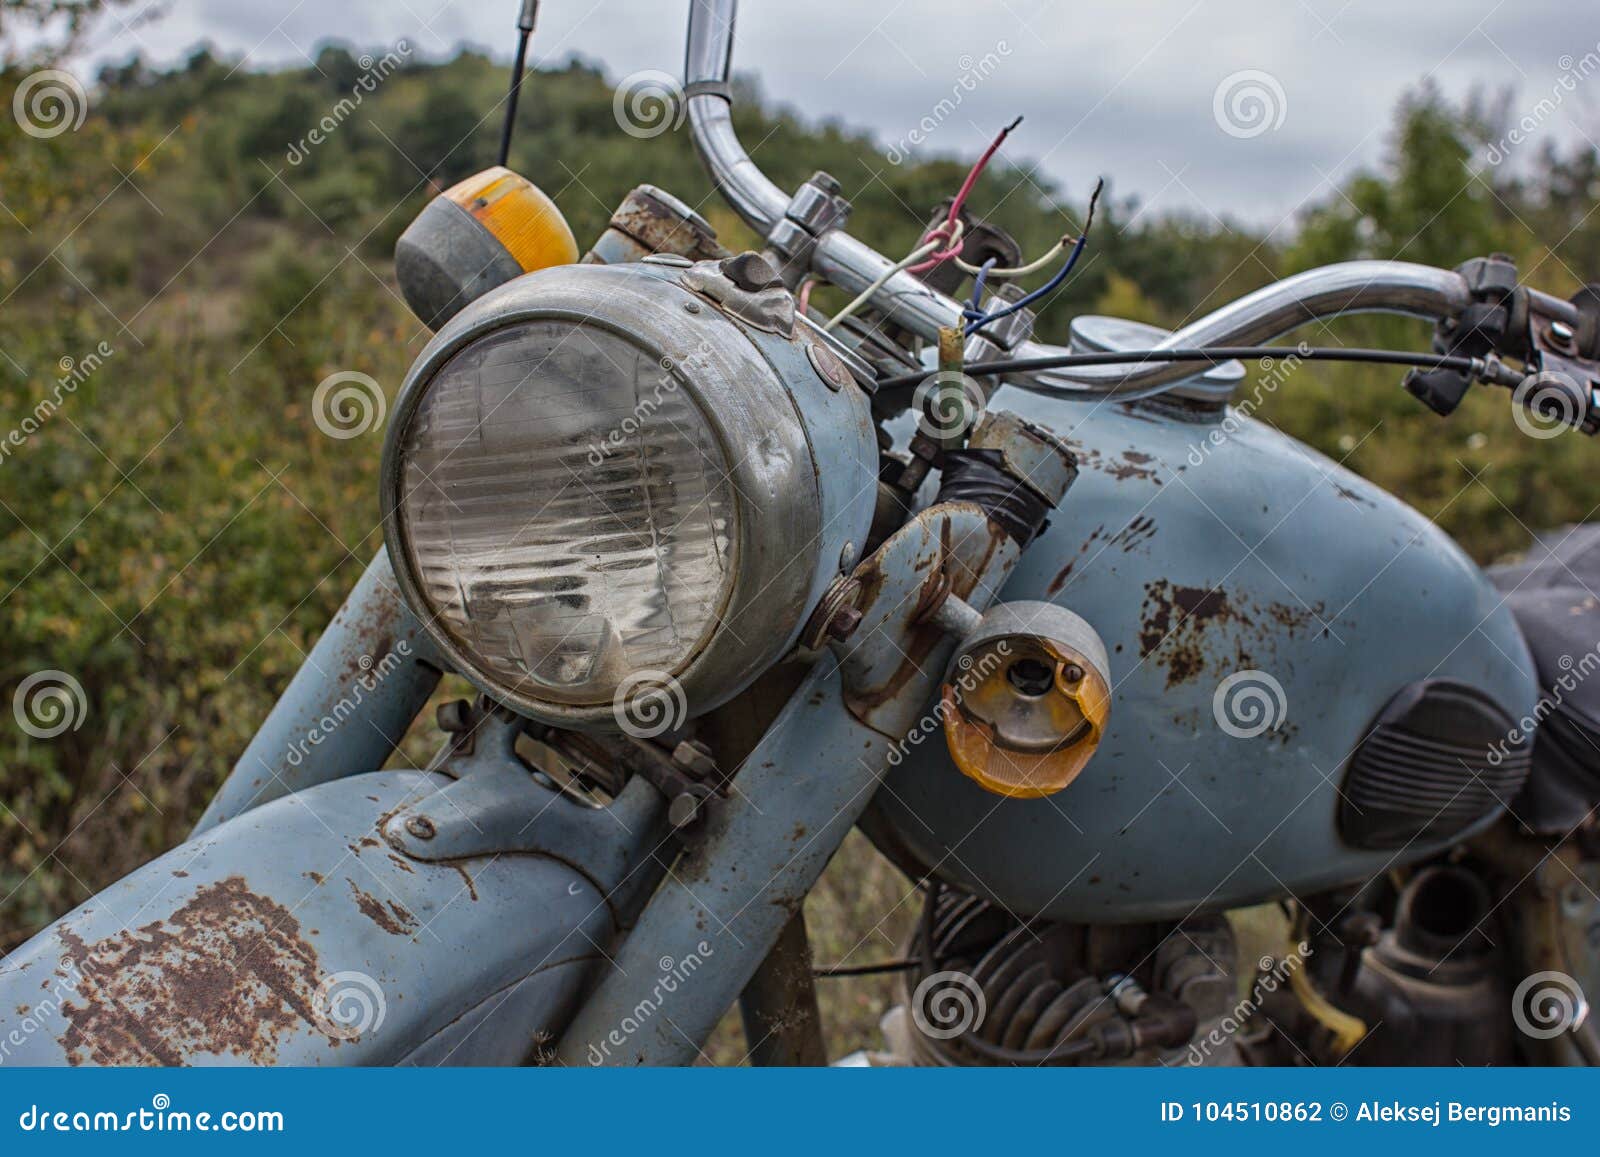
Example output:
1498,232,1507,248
963,233,1087,337
964,257,998,323
963,176,1104,337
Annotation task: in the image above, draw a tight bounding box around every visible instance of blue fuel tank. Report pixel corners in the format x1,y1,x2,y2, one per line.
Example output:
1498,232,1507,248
871,368,1540,922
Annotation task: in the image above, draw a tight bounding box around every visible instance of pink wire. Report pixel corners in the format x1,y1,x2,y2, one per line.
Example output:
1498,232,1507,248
906,116,1022,275
798,278,817,315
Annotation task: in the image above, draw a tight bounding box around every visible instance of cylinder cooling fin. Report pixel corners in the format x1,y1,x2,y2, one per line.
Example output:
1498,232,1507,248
1339,679,1531,851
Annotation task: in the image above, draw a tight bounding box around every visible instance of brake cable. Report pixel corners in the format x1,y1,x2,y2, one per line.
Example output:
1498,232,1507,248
873,345,1523,398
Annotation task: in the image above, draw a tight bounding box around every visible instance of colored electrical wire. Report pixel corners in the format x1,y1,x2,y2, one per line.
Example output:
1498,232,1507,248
964,176,1104,337
954,237,1069,279
825,222,963,331
907,116,1023,275
966,256,998,317
872,345,1494,394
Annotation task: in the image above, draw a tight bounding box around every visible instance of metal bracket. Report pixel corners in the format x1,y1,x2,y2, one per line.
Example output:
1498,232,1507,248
382,710,657,896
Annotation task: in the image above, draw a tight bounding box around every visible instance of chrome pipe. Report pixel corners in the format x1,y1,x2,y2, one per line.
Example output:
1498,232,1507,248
1022,260,1471,395
683,0,1472,395
685,0,786,233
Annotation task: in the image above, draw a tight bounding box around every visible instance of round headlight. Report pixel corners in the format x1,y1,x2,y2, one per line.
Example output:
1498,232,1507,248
396,319,737,706
382,260,878,729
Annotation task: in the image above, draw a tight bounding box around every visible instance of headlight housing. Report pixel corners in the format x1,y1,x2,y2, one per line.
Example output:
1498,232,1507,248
381,259,878,729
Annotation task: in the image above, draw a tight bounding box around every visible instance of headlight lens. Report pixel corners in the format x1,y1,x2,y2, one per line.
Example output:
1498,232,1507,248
396,318,737,705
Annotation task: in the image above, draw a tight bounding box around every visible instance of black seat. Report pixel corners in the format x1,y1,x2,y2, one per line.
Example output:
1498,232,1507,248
1487,524,1600,834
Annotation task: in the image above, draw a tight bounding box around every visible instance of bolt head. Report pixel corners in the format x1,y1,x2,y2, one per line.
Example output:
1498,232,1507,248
668,793,702,829
826,605,864,641
405,816,437,840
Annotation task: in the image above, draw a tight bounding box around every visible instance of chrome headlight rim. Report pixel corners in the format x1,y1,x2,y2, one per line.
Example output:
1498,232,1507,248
380,262,831,730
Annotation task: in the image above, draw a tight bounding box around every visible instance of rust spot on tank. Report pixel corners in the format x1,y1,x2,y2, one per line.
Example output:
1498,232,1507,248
1109,515,1157,554
1047,524,1106,595
55,876,328,1065
450,864,479,902
1059,440,1163,484
1139,580,1329,689
347,879,418,937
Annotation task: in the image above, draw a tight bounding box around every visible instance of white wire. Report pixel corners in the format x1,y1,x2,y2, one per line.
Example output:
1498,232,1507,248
953,236,1069,278
824,222,964,331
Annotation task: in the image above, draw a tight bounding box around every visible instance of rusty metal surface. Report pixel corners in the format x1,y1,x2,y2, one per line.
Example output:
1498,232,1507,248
837,502,1019,738
1,769,644,1065
54,876,325,1065
584,184,728,265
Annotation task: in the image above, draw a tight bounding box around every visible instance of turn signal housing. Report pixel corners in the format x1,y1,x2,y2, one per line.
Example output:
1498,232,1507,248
942,601,1111,798
395,166,579,329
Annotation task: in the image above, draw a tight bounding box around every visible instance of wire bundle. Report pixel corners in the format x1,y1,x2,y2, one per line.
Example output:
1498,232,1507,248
825,116,1104,342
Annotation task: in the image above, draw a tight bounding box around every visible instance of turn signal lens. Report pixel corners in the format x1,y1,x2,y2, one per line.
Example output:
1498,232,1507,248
941,606,1111,798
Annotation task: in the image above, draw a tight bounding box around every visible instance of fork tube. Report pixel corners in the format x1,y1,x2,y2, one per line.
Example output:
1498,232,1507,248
193,550,444,834
555,655,890,1065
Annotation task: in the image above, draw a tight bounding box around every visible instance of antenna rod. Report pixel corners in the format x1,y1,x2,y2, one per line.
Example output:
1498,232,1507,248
497,0,540,168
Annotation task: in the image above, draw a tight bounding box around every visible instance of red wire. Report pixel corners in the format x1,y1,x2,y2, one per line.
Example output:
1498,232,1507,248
907,116,1023,274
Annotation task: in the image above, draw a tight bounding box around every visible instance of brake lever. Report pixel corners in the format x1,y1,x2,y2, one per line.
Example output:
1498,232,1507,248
1405,253,1600,435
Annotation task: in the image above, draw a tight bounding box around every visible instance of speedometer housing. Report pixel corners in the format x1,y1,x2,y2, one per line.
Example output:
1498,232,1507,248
381,259,878,729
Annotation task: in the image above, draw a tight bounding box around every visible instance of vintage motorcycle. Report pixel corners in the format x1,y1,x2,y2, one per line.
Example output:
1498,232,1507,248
5,0,1600,1067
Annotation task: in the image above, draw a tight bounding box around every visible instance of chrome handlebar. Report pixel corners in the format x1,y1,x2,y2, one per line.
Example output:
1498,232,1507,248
683,0,1475,396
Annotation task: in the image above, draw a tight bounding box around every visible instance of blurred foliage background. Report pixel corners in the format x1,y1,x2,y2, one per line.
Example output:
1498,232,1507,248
1,7,1599,1058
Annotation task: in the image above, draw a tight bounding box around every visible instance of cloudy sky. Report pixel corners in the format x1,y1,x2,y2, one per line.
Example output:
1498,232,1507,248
82,0,1600,229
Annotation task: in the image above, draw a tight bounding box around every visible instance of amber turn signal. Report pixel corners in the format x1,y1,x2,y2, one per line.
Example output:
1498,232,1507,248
941,602,1111,798
395,166,579,330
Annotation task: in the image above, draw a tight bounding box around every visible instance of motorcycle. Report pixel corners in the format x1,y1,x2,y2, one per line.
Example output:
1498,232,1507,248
5,0,1600,1067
